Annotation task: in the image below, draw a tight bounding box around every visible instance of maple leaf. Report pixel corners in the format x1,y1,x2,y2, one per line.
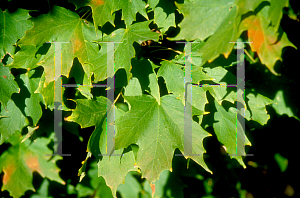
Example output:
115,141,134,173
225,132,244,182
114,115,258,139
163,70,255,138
213,100,251,167
170,0,235,41
148,0,176,34
10,6,105,85
0,98,26,145
239,5,296,75
69,0,148,28
268,0,290,31
66,96,108,128
0,63,19,110
197,5,241,65
0,133,64,198
245,92,273,125
95,21,159,82
0,8,33,59
115,94,211,183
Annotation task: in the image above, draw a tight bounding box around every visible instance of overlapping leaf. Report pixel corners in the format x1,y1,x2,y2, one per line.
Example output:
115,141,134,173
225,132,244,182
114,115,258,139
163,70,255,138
0,98,25,145
10,6,105,85
267,0,290,30
157,60,184,100
76,161,114,198
148,0,176,34
0,8,33,59
171,0,235,41
72,98,137,197
0,1,296,197
69,0,148,28
117,171,152,198
19,69,43,126
0,133,64,198
239,5,296,75
0,63,19,109
197,6,240,65
96,21,159,81
98,149,137,197
245,93,273,125
66,96,108,128
130,58,161,104
173,0,296,76
115,94,212,183
213,100,251,167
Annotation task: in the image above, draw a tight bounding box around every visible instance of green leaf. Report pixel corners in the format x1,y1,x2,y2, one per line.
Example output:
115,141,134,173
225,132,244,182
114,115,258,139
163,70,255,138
12,6,105,85
117,171,146,198
197,6,240,64
0,134,64,198
234,0,265,17
246,93,273,125
157,61,184,100
76,161,113,198
115,94,211,184
7,44,47,71
0,8,33,59
274,153,288,172
0,98,26,144
171,0,235,41
69,59,93,99
147,72,160,105
97,20,159,82
202,66,236,84
69,0,148,28
170,41,214,84
149,0,176,34
191,86,208,113
213,100,251,168
268,0,290,31
0,63,19,109
131,59,160,104
113,0,148,27
124,77,143,96
66,96,109,128
80,103,137,197
98,149,137,197
31,179,53,198
19,69,43,126
203,84,237,105
272,90,299,120
115,103,129,112
36,78,55,110
172,41,204,67
157,60,211,111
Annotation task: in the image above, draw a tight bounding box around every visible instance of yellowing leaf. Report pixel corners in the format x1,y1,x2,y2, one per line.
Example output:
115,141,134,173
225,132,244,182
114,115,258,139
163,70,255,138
239,6,296,75
11,6,105,85
0,134,64,198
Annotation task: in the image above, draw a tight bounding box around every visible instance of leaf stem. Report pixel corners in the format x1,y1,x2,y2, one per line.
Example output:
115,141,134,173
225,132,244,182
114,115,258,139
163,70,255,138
80,10,91,19
113,87,124,104
148,46,183,54
244,48,256,63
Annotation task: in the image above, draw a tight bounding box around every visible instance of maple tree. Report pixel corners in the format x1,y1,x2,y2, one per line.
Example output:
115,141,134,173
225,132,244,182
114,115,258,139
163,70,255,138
0,0,299,197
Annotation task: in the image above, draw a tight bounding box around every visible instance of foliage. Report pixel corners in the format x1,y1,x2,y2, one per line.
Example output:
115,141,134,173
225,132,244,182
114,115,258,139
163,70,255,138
0,0,299,197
